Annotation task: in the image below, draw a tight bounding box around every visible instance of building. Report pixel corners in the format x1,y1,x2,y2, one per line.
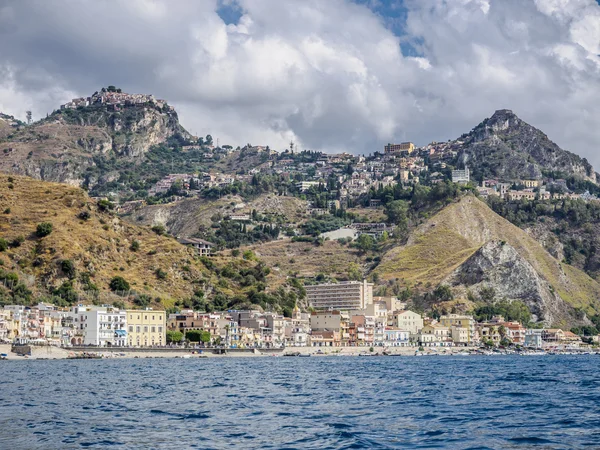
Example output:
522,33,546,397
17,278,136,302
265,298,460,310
385,142,415,154
388,310,423,334
417,323,452,346
178,238,215,256
305,280,373,310
451,167,470,184
295,181,321,192
439,314,476,344
524,329,543,348
70,305,127,347
126,309,166,347
384,328,410,346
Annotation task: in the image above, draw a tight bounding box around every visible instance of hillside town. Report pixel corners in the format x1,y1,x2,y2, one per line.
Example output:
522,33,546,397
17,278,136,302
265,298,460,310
129,140,600,210
0,280,592,353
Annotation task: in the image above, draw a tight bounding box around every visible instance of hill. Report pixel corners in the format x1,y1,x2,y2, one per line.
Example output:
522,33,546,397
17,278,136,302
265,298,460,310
0,87,192,193
125,193,308,239
375,196,600,326
0,174,304,314
456,109,596,183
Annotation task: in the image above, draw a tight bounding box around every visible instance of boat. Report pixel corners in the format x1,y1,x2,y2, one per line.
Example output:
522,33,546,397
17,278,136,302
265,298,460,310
298,353,311,357
0,353,8,360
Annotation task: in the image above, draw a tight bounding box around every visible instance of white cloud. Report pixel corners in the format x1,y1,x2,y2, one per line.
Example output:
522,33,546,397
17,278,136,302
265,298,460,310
0,0,599,168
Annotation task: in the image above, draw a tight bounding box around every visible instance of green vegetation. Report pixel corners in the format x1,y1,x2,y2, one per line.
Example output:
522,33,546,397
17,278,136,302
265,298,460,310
36,222,53,237
109,276,130,292
60,259,76,279
166,330,183,344
472,299,532,326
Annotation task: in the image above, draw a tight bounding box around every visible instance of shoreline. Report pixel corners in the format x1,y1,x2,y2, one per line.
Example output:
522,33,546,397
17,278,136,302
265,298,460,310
1,344,594,361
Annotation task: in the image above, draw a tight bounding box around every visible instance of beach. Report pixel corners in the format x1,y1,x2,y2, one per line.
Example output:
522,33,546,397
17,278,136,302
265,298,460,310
0,343,479,360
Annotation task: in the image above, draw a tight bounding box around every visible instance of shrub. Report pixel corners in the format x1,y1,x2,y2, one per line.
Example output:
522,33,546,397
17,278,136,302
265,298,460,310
134,294,151,307
109,276,130,292
78,211,91,221
151,225,166,236
242,250,257,261
7,176,13,183
3,208,10,214
97,199,114,212
10,235,24,248
231,249,240,257
8,184,13,190
155,268,167,280
36,222,53,237
0,238,7,252
60,259,76,279
130,240,140,251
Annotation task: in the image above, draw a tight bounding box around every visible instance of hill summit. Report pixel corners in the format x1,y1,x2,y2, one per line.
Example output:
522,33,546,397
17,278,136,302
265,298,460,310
0,86,191,188
457,109,596,183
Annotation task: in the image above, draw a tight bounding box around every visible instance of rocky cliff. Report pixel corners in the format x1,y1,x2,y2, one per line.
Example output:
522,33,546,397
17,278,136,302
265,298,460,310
457,109,596,183
444,241,565,324
0,90,191,190
375,196,600,326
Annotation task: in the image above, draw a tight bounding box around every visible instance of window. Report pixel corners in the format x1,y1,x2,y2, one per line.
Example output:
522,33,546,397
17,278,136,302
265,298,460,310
145,316,148,321
152,316,155,321
136,326,141,333
128,326,133,332
151,326,156,333
144,326,148,333
158,327,163,333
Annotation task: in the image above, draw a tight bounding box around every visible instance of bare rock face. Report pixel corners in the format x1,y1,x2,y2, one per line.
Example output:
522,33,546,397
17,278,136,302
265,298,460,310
445,240,569,325
457,109,596,183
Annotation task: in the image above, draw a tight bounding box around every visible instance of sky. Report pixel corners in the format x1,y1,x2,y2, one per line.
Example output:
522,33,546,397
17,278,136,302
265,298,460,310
0,0,599,167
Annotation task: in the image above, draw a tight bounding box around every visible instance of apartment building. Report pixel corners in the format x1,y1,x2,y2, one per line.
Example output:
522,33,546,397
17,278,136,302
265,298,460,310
306,280,373,310
388,310,423,334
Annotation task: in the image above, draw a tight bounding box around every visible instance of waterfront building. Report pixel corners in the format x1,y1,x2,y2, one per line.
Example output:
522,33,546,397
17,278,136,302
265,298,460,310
384,328,410,346
126,309,166,347
417,323,452,346
439,314,476,344
305,280,373,310
524,329,543,348
388,310,423,334
70,305,127,347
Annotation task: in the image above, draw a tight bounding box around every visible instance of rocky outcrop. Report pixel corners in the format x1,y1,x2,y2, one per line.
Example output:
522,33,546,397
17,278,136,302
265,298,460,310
0,96,191,191
457,109,596,183
444,240,567,324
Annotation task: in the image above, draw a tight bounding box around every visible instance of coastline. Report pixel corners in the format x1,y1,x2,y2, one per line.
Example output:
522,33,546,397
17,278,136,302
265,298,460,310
0,344,483,360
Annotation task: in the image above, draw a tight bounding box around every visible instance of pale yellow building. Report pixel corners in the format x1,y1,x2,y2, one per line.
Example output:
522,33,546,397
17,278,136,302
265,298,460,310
126,309,166,347
440,314,476,344
385,142,415,154
388,310,423,334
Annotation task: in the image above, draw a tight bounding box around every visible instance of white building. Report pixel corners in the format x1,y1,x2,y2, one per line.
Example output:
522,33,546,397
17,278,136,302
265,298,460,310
388,310,423,334
70,305,127,347
452,166,470,184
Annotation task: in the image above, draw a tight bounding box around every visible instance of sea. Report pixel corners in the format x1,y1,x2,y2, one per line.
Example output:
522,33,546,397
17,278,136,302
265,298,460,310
1,355,599,449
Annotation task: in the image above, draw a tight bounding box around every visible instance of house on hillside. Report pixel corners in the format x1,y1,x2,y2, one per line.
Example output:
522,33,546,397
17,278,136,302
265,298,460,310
178,238,215,256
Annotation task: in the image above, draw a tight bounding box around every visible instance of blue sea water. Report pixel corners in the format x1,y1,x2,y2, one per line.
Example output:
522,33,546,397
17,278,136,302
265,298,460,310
1,355,599,449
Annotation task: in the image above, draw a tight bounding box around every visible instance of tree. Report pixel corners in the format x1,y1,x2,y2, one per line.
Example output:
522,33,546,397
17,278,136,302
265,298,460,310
26,110,32,124
166,330,183,344
498,325,507,338
356,234,375,253
60,259,76,279
109,276,130,292
0,238,7,252
151,225,166,236
186,330,203,342
432,285,454,302
36,222,53,237
205,134,213,146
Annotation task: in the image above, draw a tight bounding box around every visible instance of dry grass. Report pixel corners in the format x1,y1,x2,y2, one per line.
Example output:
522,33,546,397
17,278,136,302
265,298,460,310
249,239,365,280
0,174,208,301
376,195,600,315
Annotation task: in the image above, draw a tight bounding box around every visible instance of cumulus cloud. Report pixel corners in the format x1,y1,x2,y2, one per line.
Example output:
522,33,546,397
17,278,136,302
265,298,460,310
0,0,599,167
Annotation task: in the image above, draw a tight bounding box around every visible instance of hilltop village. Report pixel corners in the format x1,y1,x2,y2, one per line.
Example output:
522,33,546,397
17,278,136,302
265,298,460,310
122,139,600,211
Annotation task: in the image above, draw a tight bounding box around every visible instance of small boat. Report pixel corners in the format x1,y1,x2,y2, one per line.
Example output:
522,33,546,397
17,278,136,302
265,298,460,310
298,353,311,357
0,353,8,360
